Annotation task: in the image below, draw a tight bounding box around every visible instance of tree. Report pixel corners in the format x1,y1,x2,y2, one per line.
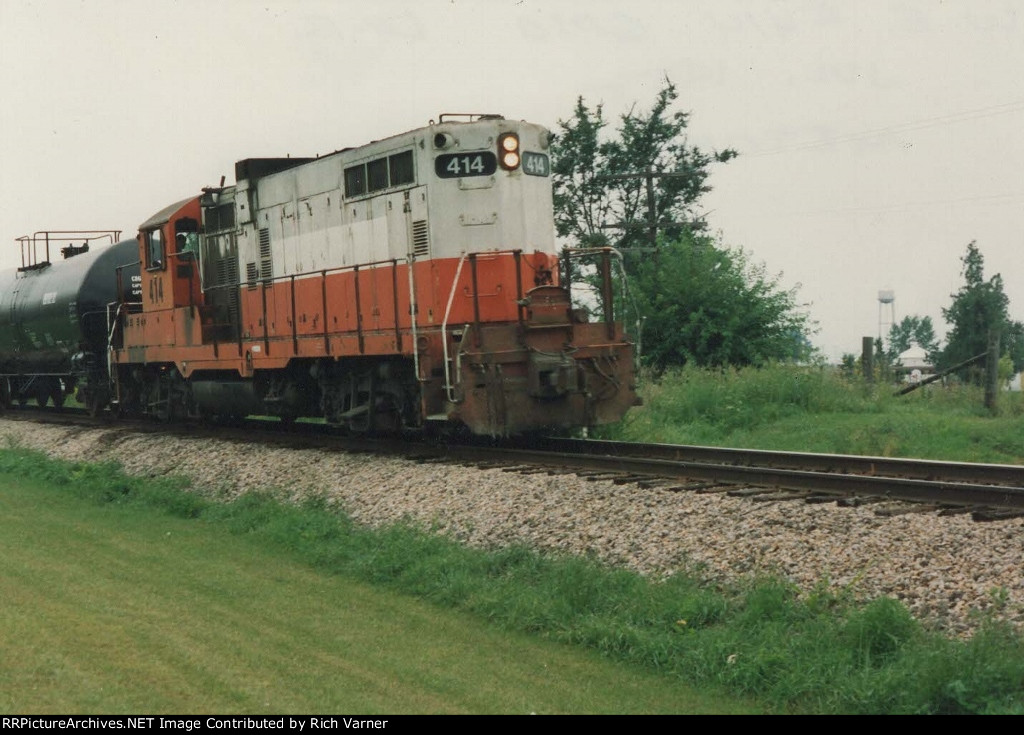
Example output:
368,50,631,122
939,241,1024,381
551,78,736,258
551,81,812,369
885,315,939,363
631,234,813,370
1003,320,1024,376
839,352,857,377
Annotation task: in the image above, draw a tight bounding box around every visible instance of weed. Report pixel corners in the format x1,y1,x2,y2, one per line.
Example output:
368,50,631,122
842,597,919,665
604,364,1024,463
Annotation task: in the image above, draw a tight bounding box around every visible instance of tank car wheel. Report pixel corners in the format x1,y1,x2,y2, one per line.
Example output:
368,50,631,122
50,386,65,411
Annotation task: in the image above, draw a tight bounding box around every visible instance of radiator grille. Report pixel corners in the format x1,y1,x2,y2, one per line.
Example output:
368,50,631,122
214,256,238,287
258,228,273,281
411,219,429,258
213,257,241,326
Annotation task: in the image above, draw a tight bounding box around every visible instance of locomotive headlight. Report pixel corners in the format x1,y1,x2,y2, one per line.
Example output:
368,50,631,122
498,133,520,170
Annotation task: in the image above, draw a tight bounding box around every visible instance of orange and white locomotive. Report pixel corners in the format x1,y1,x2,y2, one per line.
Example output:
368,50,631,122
107,114,637,435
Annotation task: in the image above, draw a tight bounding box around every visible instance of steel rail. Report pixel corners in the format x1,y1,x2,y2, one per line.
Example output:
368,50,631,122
527,437,1024,486
442,444,1024,510
5,407,1024,512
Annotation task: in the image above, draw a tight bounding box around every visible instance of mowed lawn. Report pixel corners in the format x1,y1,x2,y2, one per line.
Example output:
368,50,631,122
0,472,756,714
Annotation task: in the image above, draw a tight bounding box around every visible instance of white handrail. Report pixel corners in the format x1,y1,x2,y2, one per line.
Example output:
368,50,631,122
441,253,468,403
105,301,124,391
405,254,420,383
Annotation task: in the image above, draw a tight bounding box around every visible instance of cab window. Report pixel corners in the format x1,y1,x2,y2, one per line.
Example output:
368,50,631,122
145,228,164,269
175,218,199,258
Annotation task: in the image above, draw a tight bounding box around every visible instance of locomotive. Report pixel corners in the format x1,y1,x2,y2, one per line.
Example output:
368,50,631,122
0,115,638,436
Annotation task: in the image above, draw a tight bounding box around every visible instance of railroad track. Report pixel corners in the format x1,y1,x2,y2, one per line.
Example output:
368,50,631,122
5,406,1024,520
481,437,1024,520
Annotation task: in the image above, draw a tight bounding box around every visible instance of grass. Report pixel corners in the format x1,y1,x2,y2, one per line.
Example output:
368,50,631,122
1,448,1023,714
0,454,753,714
604,364,1024,464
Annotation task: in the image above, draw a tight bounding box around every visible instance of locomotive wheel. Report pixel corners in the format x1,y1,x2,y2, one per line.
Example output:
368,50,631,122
346,394,403,435
346,403,371,434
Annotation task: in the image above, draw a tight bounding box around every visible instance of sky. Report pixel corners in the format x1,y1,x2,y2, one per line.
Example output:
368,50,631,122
1,0,1022,360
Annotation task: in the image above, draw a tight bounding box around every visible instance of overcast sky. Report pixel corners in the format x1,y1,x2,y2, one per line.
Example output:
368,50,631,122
1,0,1022,359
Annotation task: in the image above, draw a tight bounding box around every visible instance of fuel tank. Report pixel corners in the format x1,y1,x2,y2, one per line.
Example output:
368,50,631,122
0,240,140,374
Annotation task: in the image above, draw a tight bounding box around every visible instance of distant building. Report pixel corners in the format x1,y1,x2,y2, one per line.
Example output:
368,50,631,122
894,348,1021,390
894,347,934,384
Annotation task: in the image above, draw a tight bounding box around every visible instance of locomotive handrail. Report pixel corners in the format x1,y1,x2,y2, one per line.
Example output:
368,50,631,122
199,249,530,296
201,256,409,294
437,113,504,123
438,248,529,402
560,246,643,362
406,251,420,385
105,301,125,386
199,256,414,361
192,248,529,402
441,254,468,402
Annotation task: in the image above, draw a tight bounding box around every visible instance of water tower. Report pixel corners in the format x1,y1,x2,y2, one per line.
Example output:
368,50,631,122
878,289,895,341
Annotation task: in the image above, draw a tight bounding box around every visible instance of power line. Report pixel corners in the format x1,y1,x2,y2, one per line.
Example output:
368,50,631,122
745,99,1024,158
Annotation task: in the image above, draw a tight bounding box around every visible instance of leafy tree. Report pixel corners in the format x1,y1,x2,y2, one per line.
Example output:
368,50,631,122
839,353,857,377
551,81,811,369
551,78,737,258
998,355,1016,388
631,234,813,370
939,241,1024,380
1004,320,1024,375
885,315,939,363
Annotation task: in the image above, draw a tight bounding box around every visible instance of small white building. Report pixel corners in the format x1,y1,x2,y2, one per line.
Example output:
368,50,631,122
895,347,1021,390
895,347,933,384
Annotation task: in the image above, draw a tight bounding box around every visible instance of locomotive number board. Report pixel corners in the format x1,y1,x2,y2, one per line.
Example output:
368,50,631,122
522,152,550,176
435,152,498,178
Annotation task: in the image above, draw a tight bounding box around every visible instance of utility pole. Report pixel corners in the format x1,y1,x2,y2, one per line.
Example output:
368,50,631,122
598,169,698,248
862,337,875,383
985,328,1000,414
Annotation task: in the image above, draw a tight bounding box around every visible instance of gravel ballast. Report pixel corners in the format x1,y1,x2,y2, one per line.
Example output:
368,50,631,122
4,418,1022,637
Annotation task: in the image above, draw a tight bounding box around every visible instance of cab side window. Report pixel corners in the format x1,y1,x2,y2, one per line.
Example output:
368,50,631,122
145,228,164,270
175,217,200,258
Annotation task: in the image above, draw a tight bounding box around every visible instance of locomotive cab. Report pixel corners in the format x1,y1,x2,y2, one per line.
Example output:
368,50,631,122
127,195,242,353
137,197,204,314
